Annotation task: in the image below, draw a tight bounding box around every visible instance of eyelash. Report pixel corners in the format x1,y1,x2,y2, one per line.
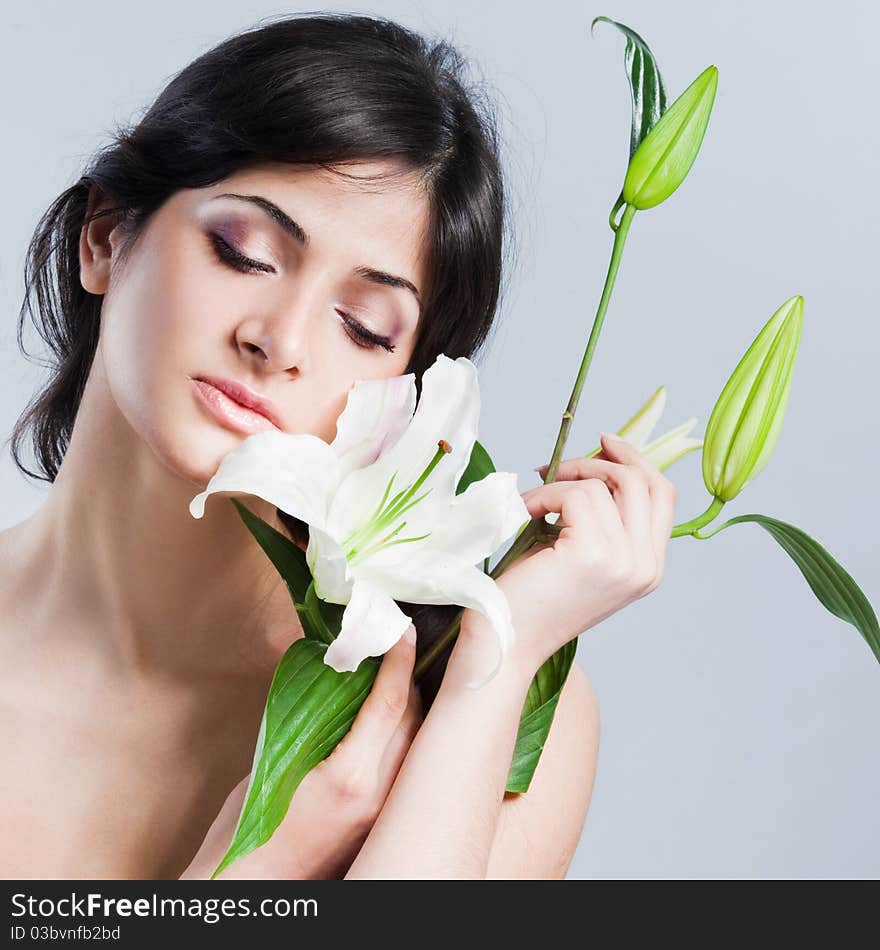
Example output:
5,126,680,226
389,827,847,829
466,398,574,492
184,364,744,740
206,232,396,353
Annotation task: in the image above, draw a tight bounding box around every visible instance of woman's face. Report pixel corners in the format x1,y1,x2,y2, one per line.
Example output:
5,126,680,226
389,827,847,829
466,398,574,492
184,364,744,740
88,160,429,490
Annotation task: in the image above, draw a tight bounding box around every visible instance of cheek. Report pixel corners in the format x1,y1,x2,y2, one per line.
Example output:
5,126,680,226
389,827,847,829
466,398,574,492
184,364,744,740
313,385,356,444
303,319,417,444
306,351,414,447
296,359,355,445
102,240,223,400
96,238,245,484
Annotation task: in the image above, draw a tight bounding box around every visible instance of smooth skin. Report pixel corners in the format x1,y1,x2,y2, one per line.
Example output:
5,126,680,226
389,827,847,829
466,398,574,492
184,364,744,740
0,156,674,879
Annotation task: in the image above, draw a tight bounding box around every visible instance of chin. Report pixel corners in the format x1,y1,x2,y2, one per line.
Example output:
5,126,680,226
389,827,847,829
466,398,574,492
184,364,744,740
146,414,240,493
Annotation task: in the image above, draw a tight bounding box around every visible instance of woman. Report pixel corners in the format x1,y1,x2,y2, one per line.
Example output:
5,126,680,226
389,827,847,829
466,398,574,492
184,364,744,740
0,12,675,879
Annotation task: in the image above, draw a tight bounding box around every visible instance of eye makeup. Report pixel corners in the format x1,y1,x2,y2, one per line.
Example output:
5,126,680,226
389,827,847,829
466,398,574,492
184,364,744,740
208,218,276,272
207,230,273,274
204,222,398,354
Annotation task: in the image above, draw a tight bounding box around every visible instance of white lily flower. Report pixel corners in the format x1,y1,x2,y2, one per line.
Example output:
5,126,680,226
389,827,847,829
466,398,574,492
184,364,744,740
617,386,703,471
189,354,531,689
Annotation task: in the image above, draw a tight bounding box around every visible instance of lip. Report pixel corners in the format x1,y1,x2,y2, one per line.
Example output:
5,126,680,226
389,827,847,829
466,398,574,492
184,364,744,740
192,375,284,435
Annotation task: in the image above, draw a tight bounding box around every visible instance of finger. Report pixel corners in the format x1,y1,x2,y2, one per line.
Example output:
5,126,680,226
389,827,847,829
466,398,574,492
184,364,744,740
524,456,652,538
534,434,626,477
521,478,624,542
542,436,666,539
376,680,423,792
529,453,645,496
337,624,417,759
599,432,677,575
535,446,610,477
649,476,677,579
596,440,655,577
598,431,662,481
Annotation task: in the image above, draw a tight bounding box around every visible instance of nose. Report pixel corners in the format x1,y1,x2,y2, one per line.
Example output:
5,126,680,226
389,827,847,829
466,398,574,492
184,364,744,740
235,288,317,375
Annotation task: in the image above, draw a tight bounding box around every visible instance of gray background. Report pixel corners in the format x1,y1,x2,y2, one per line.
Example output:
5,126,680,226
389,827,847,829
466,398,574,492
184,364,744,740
2,1,877,878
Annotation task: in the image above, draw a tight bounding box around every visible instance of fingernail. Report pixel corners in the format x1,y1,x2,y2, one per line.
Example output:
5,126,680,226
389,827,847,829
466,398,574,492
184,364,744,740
404,624,417,646
600,430,622,443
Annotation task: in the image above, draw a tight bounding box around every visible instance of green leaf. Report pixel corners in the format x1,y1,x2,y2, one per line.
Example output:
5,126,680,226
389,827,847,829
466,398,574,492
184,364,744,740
592,16,668,161
211,638,379,879
456,439,496,496
698,513,880,664
230,498,312,603
506,639,579,793
298,581,346,645
593,16,668,230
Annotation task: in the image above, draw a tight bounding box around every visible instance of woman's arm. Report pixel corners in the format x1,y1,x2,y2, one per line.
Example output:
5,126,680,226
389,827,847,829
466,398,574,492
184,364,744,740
344,611,539,879
485,660,600,879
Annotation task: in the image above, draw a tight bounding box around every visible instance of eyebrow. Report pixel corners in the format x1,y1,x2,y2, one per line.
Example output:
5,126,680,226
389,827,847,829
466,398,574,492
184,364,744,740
212,192,421,307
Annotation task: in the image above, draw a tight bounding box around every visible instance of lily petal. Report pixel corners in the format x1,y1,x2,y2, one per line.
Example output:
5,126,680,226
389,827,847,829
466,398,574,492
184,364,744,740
617,385,667,448
325,355,480,542
641,418,703,471
306,523,354,605
189,429,339,529
323,575,414,673
330,373,417,481
423,472,531,566
357,550,516,689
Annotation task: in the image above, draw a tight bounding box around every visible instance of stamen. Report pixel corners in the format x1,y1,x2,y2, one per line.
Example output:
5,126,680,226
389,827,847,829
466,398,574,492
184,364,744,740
343,440,453,563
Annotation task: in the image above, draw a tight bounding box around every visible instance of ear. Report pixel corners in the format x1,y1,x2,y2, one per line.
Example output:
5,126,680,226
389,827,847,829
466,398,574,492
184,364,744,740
79,184,124,295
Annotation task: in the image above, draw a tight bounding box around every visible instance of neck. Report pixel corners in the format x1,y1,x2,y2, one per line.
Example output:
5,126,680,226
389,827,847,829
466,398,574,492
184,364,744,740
7,358,302,682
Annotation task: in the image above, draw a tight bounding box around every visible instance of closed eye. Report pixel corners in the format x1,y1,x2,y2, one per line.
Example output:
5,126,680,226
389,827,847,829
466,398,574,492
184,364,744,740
207,232,274,274
337,311,396,353
207,231,396,354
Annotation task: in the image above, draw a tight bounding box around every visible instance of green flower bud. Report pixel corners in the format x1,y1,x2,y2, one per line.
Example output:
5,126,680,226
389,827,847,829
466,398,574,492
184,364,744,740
702,295,804,502
622,64,718,210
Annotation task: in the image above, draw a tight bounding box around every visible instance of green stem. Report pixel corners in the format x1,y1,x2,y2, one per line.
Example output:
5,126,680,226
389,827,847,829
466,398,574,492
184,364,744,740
414,202,639,683
543,201,637,486
413,612,462,681
670,496,725,538
692,515,743,541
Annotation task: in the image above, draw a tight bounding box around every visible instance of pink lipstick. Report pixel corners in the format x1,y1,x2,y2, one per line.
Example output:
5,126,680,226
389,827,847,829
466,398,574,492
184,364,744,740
192,376,283,435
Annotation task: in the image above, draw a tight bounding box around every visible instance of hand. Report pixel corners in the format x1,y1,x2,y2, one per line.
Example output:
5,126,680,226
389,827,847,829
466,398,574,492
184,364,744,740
461,432,677,678
180,627,423,880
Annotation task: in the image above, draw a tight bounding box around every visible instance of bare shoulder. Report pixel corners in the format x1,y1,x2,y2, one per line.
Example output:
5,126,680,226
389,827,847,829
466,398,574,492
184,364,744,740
526,658,601,800
486,658,600,879
556,656,599,717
